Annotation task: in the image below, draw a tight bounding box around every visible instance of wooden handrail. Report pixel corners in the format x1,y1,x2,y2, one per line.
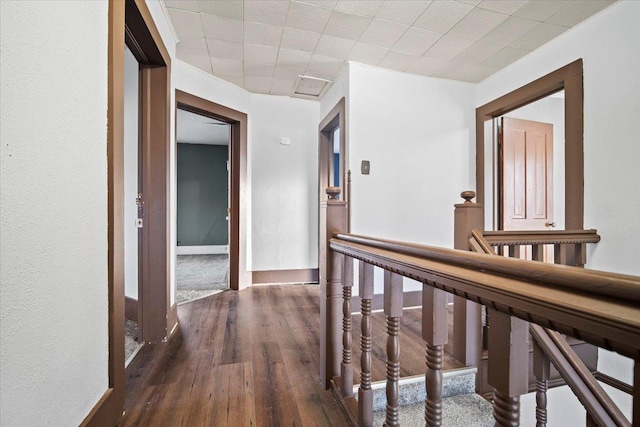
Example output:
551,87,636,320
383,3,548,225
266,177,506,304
330,233,640,360
530,325,630,427
470,230,495,255
481,229,600,246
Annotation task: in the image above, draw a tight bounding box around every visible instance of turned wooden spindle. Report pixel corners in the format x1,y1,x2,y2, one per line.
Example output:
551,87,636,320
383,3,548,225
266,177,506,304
533,340,550,427
493,391,520,427
341,256,354,397
384,271,403,427
358,261,374,427
422,285,448,426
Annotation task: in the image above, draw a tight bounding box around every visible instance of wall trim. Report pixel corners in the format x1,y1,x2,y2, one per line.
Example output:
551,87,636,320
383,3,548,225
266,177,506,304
79,389,114,427
252,268,319,284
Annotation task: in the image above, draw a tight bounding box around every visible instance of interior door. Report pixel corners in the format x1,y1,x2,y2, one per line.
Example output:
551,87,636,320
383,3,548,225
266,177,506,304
501,117,554,231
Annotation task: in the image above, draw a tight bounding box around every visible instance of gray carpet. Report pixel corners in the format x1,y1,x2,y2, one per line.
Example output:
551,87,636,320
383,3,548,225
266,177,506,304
373,394,494,426
124,319,141,364
176,254,229,303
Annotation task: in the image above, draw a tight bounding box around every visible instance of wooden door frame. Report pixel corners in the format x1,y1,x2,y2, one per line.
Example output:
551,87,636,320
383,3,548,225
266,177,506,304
83,0,171,425
319,98,347,213
476,59,584,232
175,90,248,291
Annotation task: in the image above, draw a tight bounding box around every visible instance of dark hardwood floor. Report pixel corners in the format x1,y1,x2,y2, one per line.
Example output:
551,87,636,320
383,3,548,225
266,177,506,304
119,285,463,426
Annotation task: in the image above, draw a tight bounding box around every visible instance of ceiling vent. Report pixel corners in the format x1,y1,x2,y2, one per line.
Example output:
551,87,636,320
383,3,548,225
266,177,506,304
293,75,332,99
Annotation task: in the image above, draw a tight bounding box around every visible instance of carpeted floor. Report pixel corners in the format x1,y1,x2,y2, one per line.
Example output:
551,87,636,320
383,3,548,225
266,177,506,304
125,319,141,364
176,254,229,303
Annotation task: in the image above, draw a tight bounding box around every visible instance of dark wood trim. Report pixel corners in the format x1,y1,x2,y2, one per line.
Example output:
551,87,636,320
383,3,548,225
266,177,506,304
252,268,319,284
351,290,422,313
476,59,584,231
124,297,138,321
175,89,249,290
593,371,633,395
80,389,114,427
482,229,600,246
106,0,126,424
319,98,348,227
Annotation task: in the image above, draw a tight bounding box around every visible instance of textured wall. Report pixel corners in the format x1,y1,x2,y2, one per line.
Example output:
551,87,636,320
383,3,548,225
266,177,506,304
0,2,109,425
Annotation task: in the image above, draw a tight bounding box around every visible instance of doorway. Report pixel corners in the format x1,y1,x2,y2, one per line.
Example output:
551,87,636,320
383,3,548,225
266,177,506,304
175,109,231,303
319,98,347,210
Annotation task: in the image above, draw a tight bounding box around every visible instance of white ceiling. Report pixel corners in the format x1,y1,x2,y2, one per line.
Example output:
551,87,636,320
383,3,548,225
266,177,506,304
164,0,616,97
177,108,230,145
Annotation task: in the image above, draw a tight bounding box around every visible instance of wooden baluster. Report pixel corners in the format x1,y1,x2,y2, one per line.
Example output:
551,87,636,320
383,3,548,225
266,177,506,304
483,307,490,351
422,284,448,426
532,244,544,262
533,340,550,427
341,256,354,397
554,243,568,265
384,271,403,427
633,361,639,427
576,243,587,268
488,309,528,427
358,261,374,427
508,245,521,259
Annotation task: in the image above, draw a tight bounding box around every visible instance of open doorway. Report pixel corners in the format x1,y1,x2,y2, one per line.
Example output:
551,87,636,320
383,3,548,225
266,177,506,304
175,109,231,303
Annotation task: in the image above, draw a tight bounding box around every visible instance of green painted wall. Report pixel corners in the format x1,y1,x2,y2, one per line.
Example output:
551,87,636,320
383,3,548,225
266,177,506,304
177,143,228,246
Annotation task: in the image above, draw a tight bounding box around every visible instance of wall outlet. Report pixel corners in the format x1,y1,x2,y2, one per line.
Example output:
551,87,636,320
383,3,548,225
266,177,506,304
361,160,370,175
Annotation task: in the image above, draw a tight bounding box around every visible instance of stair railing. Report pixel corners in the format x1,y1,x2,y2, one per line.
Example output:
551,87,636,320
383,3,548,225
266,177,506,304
319,188,640,427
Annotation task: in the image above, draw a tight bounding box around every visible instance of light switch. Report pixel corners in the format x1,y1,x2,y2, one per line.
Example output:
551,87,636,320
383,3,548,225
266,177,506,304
361,160,370,175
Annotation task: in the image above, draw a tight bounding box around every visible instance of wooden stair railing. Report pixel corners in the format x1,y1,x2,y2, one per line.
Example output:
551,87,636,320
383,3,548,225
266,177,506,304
326,233,640,426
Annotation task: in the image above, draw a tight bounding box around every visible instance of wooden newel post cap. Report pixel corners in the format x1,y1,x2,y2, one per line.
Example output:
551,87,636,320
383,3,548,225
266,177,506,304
326,186,341,200
460,191,476,204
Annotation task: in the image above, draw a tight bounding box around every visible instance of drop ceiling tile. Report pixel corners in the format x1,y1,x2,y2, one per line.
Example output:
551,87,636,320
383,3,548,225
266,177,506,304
274,67,305,80
392,27,440,56
244,44,279,64
286,1,333,33
457,0,482,5
448,8,509,41
271,79,296,95
277,49,312,69
359,18,408,49
176,37,208,57
513,1,571,22
245,62,276,78
509,22,568,50
422,35,475,61
212,58,244,76
307,54,344,76
405,56,447,76
244,21,284,47
179,54,213,74
207,39,244,61
477,0,528,16
164,0,199,13
335,0,384,17
324,11,372,40
347,42,388,65
198,0,243,20
546,1,615,27
414,1,474,34
452,41,503,65
280,28,321,53
375,0,433,25
431,62,498,82
314,35,356,60
296,0,338,9
217,75,245,87
378,50,418,72
201,14,243,42
479,16,540,46
167,8,205,39
244,0,289,26
480,46,529,68
244,76,273,93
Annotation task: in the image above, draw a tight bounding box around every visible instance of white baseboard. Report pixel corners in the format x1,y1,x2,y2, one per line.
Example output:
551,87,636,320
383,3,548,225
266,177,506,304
176,245,228,255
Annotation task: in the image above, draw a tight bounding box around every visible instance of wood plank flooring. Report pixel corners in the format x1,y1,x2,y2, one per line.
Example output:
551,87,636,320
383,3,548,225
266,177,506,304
119,285,463,426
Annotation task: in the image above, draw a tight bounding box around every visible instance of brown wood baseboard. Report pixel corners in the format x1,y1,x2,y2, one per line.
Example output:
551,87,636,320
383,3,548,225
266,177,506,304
351,290,422,313
125,296,137,321
79,388,116,427
252,268,319,284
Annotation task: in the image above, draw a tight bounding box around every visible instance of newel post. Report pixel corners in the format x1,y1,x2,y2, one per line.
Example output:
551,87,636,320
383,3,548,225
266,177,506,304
453,191,484,380
319,186,348,389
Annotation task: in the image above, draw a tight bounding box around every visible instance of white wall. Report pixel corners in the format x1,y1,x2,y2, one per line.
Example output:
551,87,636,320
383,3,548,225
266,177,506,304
251,94,320,271
124,46,139,300
477,1,640,277
0,2,109,425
